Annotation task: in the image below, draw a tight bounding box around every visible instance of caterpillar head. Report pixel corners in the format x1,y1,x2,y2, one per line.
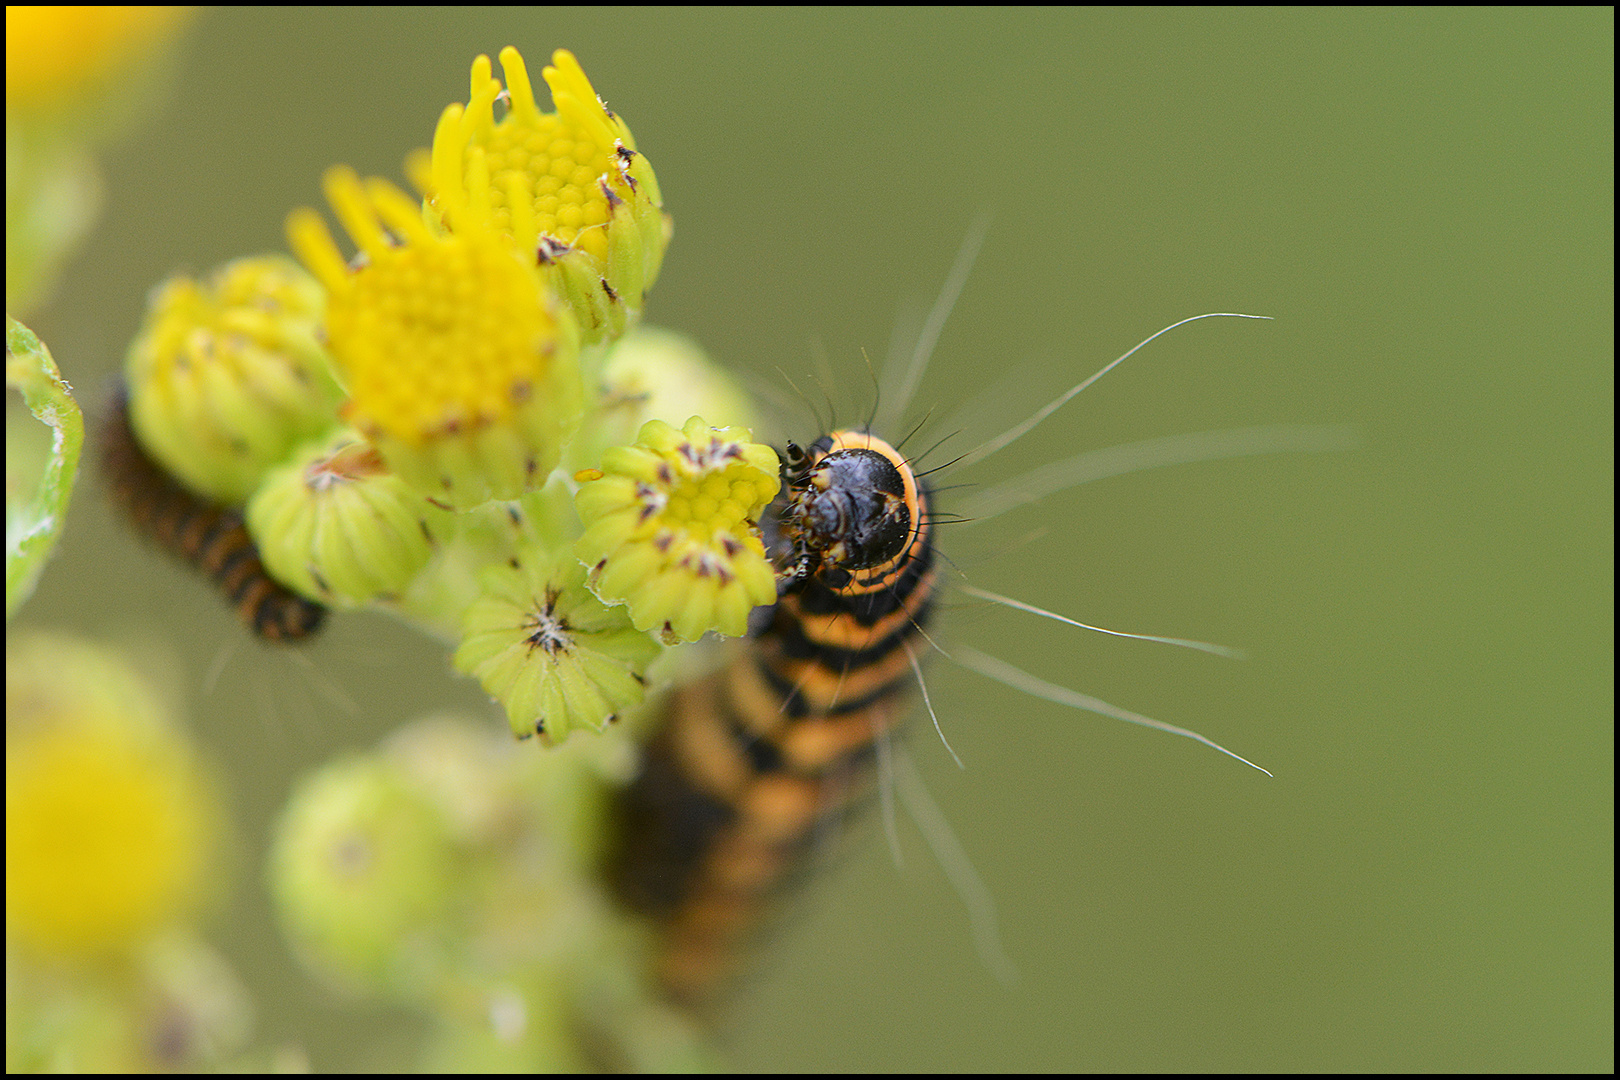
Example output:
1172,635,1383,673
774,430,927,595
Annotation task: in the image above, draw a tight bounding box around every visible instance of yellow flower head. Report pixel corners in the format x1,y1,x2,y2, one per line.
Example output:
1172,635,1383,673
418,47,670,343
124,255,342,504
575,417,781,643
288,166,584,508
6,634,220,957
5,6,193,115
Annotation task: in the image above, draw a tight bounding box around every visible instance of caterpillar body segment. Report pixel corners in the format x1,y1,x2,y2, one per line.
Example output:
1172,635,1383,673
610,430,935,1004
99,381,327,642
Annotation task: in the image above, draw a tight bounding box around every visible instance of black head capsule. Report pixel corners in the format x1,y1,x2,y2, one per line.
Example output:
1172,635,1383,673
774,430,928,595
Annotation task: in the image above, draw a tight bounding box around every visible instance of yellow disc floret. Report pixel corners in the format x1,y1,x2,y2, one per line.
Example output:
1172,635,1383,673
288,167,583,508
419,47,670,344
575,417,781,643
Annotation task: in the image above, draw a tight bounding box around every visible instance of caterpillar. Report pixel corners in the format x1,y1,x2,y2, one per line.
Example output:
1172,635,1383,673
609,427,937,1005
99,380,327,642
603,283,1334,1006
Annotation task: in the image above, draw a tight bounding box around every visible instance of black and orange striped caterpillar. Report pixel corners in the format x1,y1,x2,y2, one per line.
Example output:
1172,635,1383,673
609,428,938,1004
99,380,327,642
602,265,1320,1005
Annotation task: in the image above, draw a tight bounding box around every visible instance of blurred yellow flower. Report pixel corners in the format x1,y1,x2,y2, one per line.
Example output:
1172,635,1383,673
5,6,192,115
6,634,220,957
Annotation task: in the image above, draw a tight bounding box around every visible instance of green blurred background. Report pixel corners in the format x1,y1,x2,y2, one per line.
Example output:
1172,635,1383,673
19,8,1610,1070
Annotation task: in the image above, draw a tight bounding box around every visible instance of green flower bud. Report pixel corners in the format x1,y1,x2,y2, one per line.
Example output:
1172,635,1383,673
246,430,451,607
567,326,762,475
267,755,462,1002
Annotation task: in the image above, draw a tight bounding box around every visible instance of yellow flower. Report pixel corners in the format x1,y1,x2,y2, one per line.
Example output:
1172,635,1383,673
124,256,342,504
7,8,197,314
288,167,584,508
6,633,219,957
5,6,193,115
575,417,781,643
417,47,671,344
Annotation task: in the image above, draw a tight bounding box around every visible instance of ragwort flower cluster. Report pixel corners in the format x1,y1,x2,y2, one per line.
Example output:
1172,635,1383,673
116,46,783,744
